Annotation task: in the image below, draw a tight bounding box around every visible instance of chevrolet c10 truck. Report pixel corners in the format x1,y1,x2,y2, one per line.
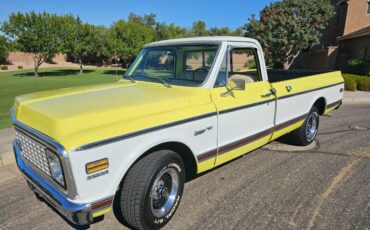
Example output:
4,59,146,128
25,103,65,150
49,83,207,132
12,37,343,229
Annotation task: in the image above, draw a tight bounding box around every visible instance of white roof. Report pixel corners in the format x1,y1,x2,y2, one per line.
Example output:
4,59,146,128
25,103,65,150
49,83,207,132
145,36,259,47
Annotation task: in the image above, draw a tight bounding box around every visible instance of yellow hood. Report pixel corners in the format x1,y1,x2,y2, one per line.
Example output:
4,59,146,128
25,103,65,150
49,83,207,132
14,80,214,151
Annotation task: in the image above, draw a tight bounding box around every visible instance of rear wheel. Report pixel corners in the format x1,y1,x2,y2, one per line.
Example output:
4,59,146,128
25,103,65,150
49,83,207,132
116,150,185,230
287,106,320,146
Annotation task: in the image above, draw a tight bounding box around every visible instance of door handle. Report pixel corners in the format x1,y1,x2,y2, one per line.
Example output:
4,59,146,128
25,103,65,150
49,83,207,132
286,85,293,92
261,88,277,98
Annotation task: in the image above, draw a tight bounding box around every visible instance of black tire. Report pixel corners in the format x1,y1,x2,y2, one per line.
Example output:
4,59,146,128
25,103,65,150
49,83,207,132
117,150,185,230
287,106,320,146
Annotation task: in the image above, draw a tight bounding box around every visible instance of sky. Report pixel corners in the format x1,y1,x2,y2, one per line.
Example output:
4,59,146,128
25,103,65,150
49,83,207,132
0,0,277,30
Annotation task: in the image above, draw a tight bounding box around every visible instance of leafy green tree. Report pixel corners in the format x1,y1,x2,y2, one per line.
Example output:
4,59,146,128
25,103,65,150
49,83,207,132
128,13,157,28
155,23,192,40
246,0,335,69
107,20,155,67
1,12,64,76
61,16,100,74
0,35,9,63
233,26,245,36
192,21,208,36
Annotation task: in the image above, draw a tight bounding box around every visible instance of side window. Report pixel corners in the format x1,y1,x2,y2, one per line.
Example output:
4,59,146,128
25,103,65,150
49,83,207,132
185,50,216,71
215,47,261,87
184,50,217,82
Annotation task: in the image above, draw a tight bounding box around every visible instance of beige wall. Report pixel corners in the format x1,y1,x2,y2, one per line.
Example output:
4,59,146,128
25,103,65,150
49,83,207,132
7,52,67,65
343,0,370,35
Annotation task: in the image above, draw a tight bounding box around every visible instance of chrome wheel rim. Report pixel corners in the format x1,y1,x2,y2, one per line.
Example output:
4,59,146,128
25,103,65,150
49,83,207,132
150,168,179,218
306,112,318,141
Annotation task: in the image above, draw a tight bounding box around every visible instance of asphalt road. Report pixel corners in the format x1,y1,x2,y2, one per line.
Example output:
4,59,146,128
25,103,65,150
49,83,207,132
0,104,369,230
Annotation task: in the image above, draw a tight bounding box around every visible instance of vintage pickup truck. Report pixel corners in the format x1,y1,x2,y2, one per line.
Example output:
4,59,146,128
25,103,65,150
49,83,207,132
12,37,343,229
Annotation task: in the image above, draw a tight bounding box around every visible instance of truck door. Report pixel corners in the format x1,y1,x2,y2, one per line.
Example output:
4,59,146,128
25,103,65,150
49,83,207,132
270,79,310,140
210,44,276,167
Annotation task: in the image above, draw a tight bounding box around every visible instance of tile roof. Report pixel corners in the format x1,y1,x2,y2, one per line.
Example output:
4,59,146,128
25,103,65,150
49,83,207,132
338,26,370,40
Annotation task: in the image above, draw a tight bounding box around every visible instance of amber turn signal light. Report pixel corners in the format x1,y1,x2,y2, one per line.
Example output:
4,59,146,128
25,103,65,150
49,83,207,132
86,158,109,174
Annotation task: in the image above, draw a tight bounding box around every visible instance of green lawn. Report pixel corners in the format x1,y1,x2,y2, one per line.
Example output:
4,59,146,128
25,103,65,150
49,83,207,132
0,67,124,129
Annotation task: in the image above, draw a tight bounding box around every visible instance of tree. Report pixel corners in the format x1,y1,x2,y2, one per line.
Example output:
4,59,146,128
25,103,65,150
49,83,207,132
1,12,64,76
61,16,98,74
0,35,9,63
128,13,157,28
155,23,192,40
107,20,155,67
192,21,208,36
245,0,335,69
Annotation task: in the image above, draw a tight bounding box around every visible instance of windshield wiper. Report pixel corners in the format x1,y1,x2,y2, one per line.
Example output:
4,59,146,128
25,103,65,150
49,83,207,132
146,76,172,88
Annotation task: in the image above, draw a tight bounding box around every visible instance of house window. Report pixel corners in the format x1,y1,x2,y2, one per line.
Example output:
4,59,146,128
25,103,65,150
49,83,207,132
368,2,370,14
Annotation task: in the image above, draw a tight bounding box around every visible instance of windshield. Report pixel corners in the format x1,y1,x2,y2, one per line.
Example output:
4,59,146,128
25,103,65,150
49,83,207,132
125,44,220,86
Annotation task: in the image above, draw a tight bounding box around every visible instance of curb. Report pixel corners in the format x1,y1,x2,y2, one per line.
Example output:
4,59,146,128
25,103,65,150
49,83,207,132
342,98,370,103
0,151,15,168
343,91,370,104
0,128,15,168
0,163,21,184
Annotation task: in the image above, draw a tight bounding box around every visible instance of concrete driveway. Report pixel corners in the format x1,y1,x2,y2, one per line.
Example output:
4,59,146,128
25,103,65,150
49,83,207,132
0,103,369,230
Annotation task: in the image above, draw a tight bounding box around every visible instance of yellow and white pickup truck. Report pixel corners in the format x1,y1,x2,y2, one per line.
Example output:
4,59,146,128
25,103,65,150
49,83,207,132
12,37,343,229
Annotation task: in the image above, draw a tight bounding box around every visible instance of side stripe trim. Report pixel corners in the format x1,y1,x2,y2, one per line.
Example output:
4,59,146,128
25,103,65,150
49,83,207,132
218,128,273,155
219,99,275,114
273,114,307,131
75,112,217,150
197,114,307,162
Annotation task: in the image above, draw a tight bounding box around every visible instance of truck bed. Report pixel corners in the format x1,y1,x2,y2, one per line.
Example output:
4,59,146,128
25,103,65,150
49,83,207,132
267,70,327,83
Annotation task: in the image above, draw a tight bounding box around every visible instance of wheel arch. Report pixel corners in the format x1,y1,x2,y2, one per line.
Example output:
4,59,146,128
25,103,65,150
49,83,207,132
118,141,198,187
312,97,326,115
139,141,198,181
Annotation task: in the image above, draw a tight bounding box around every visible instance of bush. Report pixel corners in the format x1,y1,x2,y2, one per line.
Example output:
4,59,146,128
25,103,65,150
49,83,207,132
347,58,370,76
0,65,8,70
17,65,23,70
342,73,370,92
244,59,257,69
357,79,370,91
344,77,357,91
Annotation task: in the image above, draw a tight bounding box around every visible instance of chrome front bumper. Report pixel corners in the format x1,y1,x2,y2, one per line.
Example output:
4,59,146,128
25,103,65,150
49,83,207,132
13,141,94,225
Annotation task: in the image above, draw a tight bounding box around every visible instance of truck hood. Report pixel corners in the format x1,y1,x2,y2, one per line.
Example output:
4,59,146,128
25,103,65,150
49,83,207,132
13,80,214,151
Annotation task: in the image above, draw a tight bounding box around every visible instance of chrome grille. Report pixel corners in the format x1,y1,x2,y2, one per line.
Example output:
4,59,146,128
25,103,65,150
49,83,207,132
15,130,51,176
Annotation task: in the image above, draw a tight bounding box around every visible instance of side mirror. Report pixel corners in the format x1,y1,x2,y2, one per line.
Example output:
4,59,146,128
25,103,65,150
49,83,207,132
229,78,246,90
221,79,246,97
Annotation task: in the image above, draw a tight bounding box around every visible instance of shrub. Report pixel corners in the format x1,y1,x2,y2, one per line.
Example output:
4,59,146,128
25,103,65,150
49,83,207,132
342,73,370,92
357,79,370,92
344,77,357,91
347,58,370,76
0,65,8,70
17,65,23,70
244,59,257,69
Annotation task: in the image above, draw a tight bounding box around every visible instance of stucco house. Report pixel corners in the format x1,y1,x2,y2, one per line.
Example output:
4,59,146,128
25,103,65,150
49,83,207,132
292,0,370,71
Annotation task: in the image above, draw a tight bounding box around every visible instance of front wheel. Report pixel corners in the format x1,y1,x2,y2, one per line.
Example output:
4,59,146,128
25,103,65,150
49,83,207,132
116,150,185,230
287,106,320,146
